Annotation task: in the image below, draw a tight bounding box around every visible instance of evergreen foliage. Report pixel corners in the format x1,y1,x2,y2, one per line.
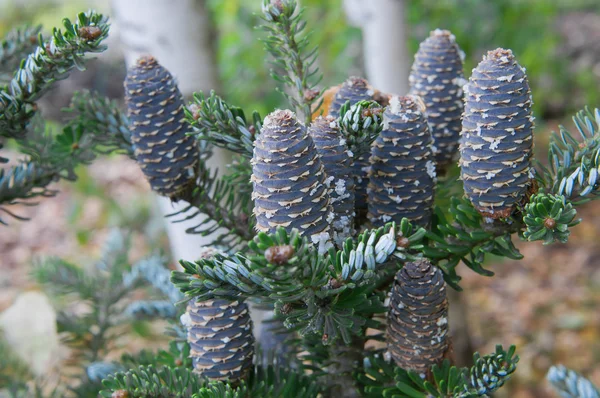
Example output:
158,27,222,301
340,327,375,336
547,365,600,398
2,1,600,397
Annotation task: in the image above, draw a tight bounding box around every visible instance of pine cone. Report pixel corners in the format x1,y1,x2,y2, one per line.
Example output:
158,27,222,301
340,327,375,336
409,29,465,169
387,259,450,377
328,76,374,225
251,109,332,250
459,48,534,219
185,298,254,383
308,115,355,246
125,56,198,201
368,96,436,228
328,76,373,118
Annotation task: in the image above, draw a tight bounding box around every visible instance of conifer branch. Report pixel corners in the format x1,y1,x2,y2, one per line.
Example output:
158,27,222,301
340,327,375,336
262,0,322,126
172,221,425,344
538,107,600,204
0,118,129,224
547,365,600,398
65,90,133,157
0,25,42,78
100,365,205,398
421,197,524,289
168,157,255,248
0,11,110,139
186,91,260,158
357,345,518,397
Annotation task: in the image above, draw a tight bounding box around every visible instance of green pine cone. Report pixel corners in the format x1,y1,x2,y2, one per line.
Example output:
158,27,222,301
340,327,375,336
125,56,199,201
368,95,436,228
459,48,535,219
409,29,465,169
308,115,355,246
523,193,580,244
387,259,450,377
184,298,254,383
251,109,333,252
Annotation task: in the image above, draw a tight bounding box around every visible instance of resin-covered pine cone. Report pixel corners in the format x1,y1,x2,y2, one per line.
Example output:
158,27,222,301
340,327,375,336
387,259,450,377
251,109,332,249
409,29,465,169
328,76,373,118
125,56,198,201
368,96,436,228
308,115,355,246
185,298,254,383
459,48,535,218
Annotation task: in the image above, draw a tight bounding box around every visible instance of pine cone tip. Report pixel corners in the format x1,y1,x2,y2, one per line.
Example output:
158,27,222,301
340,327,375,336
485,47,514,62
263,109,298,129
430,28,455,41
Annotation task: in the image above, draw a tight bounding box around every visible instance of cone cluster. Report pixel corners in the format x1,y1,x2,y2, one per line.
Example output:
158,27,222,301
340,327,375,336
387,259,449,376
308,115,355,246
328,76,373,118
409,29,465,168
124,56,198,200
251,109,332,246
459,48,534,218
368,96,436,228
186,298,254,383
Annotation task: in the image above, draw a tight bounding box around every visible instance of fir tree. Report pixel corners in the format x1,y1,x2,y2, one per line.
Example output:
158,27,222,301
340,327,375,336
2,1,600,397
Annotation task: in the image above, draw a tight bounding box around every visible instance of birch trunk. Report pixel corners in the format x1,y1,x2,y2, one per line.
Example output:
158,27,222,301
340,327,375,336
342,0,410,95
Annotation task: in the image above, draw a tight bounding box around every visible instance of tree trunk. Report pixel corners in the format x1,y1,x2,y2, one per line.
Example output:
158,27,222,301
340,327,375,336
111,0,232,263
342,0,411,95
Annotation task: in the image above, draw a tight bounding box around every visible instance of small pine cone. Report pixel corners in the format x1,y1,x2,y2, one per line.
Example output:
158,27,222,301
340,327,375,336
387,259,449,376
409,29,465,169
459,48,534,219
251,110,332,249
368,96,436,228
185,298,254,383
328,76,373,118
125,56,198,201
308,115,355,246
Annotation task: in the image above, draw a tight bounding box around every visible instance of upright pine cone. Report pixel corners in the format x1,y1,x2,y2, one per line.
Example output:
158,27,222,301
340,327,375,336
459,48,534,218
328,76,373,118
125,56,198,201
308,115,355,246
251,109,332,250
387,259,450,377
185,298,254,383
368,96,436,228
409,29,465,169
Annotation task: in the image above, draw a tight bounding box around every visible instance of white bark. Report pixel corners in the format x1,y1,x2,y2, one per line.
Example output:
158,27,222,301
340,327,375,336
343,0,411,95
112,0,232,263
